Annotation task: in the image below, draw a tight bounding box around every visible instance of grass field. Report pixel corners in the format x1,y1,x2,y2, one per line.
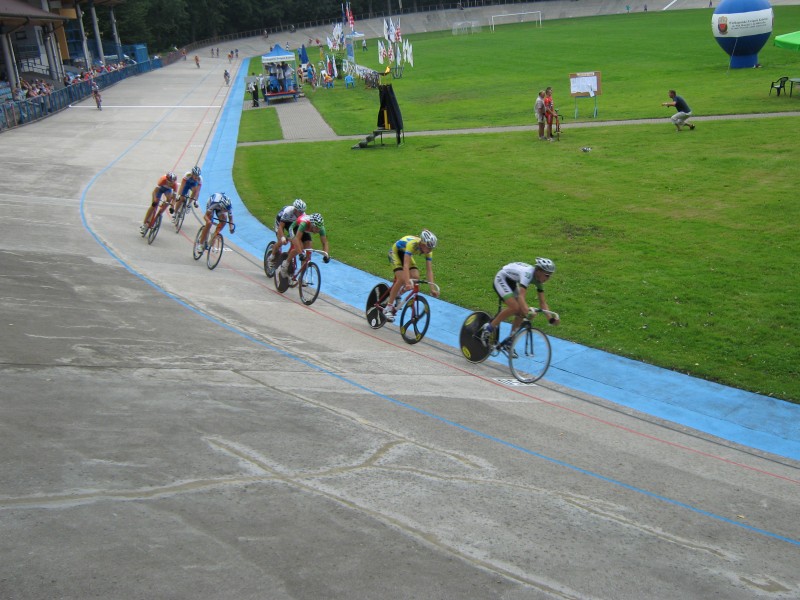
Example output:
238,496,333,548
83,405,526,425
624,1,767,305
233,8,800,402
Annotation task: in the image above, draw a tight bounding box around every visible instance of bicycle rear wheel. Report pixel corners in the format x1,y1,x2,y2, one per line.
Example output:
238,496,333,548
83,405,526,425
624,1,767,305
263,241,276,277
273,251,290,293
207,234,224,270
508,326,552,384
399,295,430,345
365,283,389,329
299,261,321,305
147,214,162,245
174,200,187,233
192,226,205,260
459,311,493,363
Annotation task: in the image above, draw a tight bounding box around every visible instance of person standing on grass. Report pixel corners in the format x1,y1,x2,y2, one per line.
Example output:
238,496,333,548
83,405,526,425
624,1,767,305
544,87,558,140
534,90,546,140
662,90,695,132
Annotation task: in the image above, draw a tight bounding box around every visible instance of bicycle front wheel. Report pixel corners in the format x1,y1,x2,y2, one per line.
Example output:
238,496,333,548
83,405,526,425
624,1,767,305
192,227,205,260
299,261,321,305
508,326,552,384
174,201,187,233
147,214,162,245
399,295,430,345
263,241,276,277
207,234,224,270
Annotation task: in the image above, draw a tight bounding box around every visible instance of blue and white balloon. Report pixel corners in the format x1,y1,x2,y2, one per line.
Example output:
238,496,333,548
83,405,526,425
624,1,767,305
712,0,773,68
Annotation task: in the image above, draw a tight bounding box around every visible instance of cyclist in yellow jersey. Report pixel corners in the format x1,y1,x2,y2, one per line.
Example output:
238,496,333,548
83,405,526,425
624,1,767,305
384,230,439,322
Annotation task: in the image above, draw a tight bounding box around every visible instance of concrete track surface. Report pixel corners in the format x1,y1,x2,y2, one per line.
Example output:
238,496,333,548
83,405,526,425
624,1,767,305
1,33,799,600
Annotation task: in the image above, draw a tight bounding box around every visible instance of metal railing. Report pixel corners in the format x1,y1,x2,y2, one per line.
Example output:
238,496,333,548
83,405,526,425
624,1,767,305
0,60,156,133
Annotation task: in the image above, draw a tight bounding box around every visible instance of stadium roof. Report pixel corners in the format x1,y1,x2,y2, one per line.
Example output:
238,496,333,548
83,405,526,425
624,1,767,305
0,0,70,26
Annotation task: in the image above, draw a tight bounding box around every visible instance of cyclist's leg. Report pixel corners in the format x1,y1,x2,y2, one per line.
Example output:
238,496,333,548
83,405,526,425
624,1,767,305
142,193,159,231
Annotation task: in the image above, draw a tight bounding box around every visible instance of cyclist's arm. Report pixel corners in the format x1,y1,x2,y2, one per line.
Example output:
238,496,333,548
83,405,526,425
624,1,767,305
425,257,439,298
319,234,330,262
226,211,234,232
276,222,288,243
536,289,559,324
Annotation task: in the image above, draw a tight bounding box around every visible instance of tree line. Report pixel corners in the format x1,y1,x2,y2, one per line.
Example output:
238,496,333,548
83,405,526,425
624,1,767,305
98,0,423,53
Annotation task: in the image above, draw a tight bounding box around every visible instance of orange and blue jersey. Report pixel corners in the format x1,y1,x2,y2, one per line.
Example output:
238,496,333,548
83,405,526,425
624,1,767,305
154,175,177,200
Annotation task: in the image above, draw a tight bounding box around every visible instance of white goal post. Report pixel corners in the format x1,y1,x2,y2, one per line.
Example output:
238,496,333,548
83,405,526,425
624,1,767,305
490,11,543,31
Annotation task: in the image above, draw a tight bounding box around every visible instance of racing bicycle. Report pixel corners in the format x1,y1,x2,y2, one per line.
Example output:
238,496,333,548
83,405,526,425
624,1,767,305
140,198,168,245
459,298,559,384
192,217,233,270
271,246,327,306
365,279,440,345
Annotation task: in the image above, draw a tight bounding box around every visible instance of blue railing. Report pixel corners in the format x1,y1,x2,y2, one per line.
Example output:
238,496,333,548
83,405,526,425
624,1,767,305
0,60,156,133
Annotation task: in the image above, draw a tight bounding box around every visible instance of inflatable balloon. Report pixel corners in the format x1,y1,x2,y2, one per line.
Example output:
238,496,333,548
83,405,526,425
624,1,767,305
712,0,773,68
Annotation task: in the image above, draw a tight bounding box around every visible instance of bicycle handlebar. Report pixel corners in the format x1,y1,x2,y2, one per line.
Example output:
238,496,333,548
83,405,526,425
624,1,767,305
529,307,560,322
409,279,440,294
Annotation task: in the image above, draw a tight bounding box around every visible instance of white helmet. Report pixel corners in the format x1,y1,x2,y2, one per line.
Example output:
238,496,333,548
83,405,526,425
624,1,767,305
534,257,556,273
293,199,306,212
420,229,437,250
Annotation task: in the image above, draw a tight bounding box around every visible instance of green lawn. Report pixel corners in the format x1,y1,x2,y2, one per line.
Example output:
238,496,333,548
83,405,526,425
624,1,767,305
233,8,800,402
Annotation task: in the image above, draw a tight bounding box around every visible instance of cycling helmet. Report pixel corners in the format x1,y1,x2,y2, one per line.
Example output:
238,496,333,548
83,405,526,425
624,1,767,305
293,199,306,212
219,193,232,210
191,166,201,177
309,212,324,227
420,229,438,250
534,257,556,274
166,171,177,182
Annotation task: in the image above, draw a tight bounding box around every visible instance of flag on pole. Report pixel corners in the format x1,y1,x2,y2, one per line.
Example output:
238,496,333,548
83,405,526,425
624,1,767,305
388,19,397,45
347,3,355,30
378,40,385,65
395,18,402,43
383,19,390,42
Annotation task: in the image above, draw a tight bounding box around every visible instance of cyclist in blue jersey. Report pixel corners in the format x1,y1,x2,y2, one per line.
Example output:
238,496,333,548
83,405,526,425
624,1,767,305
172,166,203,215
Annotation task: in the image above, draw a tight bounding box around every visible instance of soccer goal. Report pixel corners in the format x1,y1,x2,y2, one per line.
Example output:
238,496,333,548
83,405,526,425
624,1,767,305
490,11,543,31
452,21,482,35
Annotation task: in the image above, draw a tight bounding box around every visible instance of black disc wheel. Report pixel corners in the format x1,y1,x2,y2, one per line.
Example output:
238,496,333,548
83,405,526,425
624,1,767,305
459,311,493,363
273,251,290,292
365,283,389,329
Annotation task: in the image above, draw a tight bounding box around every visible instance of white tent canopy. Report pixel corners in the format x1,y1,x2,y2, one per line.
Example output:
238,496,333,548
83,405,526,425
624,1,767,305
261,44,295,65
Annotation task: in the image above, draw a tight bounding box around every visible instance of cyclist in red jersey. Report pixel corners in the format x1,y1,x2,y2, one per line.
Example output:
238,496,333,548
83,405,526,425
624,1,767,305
140,171,177,234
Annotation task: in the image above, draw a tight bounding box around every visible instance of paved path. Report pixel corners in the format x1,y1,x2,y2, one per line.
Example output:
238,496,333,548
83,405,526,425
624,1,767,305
239,97,800,145
1,33,799,600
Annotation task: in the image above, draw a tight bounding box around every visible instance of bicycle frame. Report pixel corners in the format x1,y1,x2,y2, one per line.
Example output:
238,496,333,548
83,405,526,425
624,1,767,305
365,279,440,345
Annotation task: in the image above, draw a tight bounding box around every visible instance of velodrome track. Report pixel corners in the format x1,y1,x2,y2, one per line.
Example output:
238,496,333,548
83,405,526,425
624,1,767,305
1,40,799,599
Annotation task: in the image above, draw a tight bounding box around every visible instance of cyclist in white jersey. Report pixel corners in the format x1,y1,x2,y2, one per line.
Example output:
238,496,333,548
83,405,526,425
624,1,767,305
481,258,560,345
266,199,306,270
